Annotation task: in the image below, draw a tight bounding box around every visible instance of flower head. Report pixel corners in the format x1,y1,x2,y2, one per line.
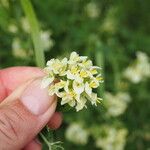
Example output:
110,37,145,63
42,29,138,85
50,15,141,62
41,51,103,111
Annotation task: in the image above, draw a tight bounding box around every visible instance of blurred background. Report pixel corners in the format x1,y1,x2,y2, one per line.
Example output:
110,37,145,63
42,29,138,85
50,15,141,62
0,0,150,149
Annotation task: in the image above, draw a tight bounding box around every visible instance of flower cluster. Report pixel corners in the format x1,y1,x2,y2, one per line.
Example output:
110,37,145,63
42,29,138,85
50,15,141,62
41,51,103,111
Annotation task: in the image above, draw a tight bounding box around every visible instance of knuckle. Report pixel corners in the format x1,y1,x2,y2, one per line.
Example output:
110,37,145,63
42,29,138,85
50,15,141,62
0,101,38,149
0,107,20,144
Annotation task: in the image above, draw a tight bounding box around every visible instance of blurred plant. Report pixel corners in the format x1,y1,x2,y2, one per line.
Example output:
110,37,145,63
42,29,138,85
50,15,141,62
124,51,150,83
40,30,54,51
0,0,9,8
8,24,18,33
95,125,128,150
85,2,100,18
12,38,28,58
104,92,131,117
65,122,89,145
21,17,30,33
99,7,119,34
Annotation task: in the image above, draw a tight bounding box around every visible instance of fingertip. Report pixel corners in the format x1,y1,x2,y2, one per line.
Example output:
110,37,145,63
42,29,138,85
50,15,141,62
0,74,7,102
48,112,63,129
23,139,42,150
0,67,44,94
0,66,44,102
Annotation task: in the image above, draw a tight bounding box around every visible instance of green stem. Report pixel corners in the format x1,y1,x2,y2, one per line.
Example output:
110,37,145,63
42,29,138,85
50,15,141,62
20,0,45,67
95,42,105,97
39,132,52,150
110,52,120,92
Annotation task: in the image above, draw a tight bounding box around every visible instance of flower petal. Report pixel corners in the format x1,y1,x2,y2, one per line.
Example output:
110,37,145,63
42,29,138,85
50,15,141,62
73,81,84,94
61,98,71,105
41,76,54,88
85,82,92,96
76,97,87,111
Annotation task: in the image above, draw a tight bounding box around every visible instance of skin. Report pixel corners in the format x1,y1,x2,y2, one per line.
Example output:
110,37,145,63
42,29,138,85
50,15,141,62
0,67,62,150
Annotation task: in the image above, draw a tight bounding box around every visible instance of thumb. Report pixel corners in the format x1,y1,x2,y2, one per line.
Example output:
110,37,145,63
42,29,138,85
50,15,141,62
0,78,57,150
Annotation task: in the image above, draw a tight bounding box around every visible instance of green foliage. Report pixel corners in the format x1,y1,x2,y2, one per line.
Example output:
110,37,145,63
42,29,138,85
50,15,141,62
0,0,150,149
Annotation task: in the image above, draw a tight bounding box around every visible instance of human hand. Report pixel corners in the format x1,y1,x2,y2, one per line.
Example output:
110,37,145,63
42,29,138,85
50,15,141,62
0,67,62,150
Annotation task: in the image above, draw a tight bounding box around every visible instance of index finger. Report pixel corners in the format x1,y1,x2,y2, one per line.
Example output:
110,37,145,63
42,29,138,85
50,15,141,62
0,66,44,102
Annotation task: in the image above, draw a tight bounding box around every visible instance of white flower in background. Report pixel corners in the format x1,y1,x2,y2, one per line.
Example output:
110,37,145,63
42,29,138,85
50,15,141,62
96,126,128,150
8,24,18,33
21,17,30,33
124,51,150,83
65,123,89,145
85,2,100,18
104,92,131,117
0,0,9,8
12,38,27,58
40,30,54,50
99,7,118,34
101,17,116,33
41,51,103,111
21,18,54,50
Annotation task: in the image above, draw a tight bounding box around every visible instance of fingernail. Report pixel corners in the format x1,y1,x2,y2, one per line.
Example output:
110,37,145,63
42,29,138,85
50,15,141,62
21,78,56,115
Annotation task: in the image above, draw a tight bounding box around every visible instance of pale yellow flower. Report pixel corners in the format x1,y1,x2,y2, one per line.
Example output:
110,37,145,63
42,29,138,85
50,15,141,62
89,79,99,88
68,52,80,65
66,66,79,80
67,67,83,83
90,93,100,105
58,90,76,107
76,96,87,111
78,59,93,69
48,85,56,96
47,58,67,75
73,80,84,95
85,82,92,96
95,74,104,83
85,76,102,97
41,76,54,88
79,69,89,78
